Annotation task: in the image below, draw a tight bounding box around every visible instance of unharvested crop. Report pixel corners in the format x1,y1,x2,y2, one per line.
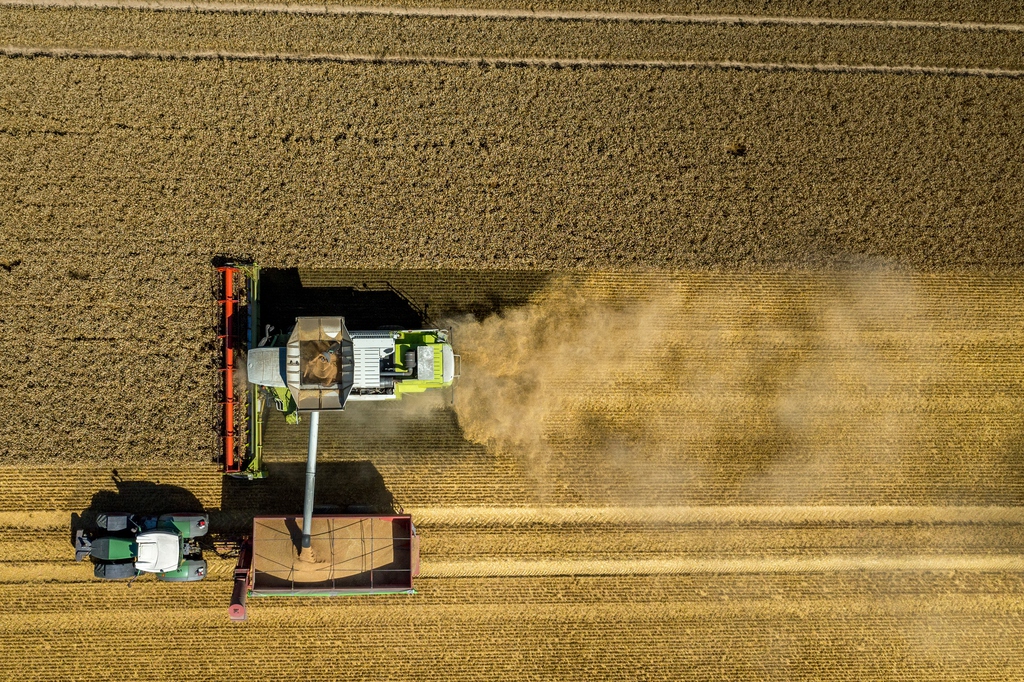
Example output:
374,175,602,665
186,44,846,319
1,60,1021,270
3,8,1024,70
7,0,1023,24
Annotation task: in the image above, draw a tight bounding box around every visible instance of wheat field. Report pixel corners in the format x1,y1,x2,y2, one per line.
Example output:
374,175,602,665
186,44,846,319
1,2,1023,680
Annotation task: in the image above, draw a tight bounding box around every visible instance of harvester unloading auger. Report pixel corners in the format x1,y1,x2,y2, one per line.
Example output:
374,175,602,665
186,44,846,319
248,314,456,558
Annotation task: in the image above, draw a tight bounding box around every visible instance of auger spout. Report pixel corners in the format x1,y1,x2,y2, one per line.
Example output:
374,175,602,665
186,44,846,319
300,410,320,555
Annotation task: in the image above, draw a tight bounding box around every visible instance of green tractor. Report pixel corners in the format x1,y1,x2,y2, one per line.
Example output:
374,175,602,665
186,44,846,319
74,513,209,582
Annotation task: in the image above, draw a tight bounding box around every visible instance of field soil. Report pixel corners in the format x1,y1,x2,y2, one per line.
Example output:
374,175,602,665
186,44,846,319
1,3,1024,680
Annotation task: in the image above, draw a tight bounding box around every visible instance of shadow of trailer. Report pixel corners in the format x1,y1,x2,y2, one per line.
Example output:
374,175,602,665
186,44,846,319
230,514,420,621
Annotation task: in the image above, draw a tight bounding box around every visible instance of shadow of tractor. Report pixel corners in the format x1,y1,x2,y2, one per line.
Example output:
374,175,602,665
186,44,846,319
70,463,398,548
70,470,205,544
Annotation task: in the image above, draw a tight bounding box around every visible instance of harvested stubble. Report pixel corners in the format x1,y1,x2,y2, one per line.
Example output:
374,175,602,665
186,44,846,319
3,8,1024,70
260,271,1024,507
3,459,1024,679
3,506,1024,680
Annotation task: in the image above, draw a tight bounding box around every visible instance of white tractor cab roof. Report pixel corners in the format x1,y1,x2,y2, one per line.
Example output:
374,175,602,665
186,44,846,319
134,530,181,573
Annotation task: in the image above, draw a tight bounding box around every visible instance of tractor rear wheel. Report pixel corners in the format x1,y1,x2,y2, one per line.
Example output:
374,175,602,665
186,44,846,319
95,513,132,532
93,561,136,580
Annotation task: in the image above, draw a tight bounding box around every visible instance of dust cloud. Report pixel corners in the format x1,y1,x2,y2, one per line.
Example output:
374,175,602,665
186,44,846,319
445,271,1024,505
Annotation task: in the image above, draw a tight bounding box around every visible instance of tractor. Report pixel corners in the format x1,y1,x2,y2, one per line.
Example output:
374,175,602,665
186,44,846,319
75,513,209,582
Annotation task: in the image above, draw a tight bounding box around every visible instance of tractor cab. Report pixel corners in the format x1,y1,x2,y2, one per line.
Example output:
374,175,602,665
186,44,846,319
134,530,181,573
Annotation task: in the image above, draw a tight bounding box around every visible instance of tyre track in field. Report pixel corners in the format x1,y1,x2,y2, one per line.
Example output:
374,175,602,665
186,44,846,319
5,505,1024,585
3,45,1023,78
4,573,1023,614
424,555,1024,577
4,552,1024,586
412,506,1024,526
2,0,1023,33
9,506,1024,529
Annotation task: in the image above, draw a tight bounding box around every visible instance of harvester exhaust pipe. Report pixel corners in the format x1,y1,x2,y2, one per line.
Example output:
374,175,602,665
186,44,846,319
299,410,320,559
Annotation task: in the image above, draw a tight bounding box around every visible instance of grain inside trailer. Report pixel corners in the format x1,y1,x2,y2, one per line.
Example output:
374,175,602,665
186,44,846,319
230,515,420,620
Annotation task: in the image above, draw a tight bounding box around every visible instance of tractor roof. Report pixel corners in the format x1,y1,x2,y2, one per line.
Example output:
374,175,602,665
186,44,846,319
134,530,181,573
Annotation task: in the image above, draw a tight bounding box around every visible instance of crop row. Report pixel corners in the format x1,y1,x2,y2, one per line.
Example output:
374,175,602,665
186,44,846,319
4,571,1024,612
3,8,1024,70
19,0,1024,24
2,586,1024,680
0,464,224,510
8,517,1023,567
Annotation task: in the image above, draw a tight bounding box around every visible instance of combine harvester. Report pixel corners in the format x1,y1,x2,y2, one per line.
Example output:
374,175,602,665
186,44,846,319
215,264,458,479
216,265,450,620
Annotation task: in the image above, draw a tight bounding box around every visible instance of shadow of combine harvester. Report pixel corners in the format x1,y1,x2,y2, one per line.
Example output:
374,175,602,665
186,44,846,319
220,460,398,520
258,268,427,334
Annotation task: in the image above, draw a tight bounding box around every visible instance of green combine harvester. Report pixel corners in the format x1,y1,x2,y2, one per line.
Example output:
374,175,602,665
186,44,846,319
248,320,456,419
217,265,459,480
